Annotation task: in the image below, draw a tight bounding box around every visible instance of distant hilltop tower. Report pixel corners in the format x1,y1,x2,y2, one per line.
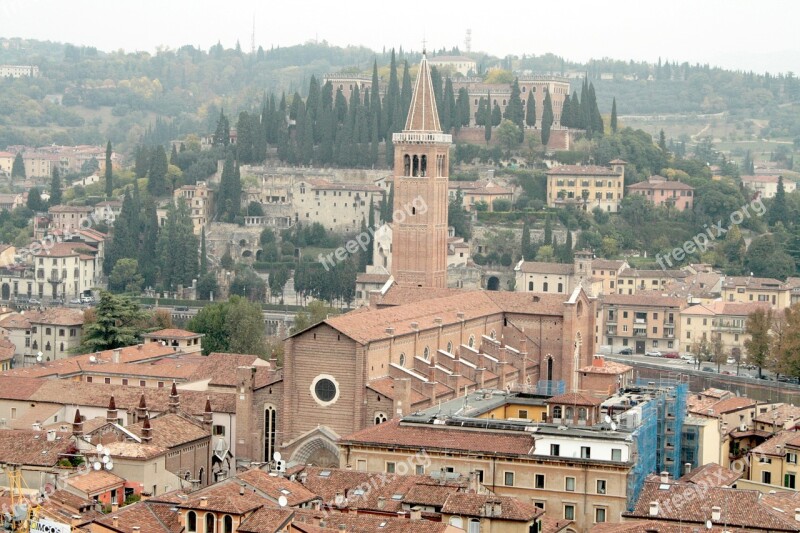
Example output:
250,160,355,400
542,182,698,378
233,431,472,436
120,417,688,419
390,51,451,289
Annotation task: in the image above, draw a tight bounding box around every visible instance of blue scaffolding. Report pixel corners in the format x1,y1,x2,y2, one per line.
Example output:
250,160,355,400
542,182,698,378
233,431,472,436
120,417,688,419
536,380,565,396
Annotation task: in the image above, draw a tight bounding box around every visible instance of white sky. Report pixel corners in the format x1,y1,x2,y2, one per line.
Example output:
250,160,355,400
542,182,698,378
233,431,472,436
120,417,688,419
3,0,799,74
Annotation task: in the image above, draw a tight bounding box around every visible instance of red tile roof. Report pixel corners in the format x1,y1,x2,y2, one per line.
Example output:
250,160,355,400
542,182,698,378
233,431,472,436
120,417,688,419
547,165,621,176
441,493,542,521
546,391,604,406
237,468,320,507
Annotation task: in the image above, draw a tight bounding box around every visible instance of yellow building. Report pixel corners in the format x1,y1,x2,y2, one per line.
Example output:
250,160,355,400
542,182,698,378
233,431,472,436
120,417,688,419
616,268,689,295
680,301,770,361
546,160,626,212
749,430,800,490
722,276,792,310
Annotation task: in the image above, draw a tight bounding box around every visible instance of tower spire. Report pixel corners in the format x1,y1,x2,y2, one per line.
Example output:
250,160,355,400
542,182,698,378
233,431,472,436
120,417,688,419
403,53,441,133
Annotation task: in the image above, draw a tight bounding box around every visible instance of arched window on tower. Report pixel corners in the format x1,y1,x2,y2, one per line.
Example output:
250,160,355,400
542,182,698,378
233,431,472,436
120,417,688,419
403,155,411,176
420,155,427,176
412,155,420,177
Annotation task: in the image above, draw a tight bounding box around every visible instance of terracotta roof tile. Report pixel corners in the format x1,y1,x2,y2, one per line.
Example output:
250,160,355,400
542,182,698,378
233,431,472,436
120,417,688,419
601,293,686,308
66,470,125,494
751,430,800,456
0,428,73,466
142,328,202,339
516,261,575,275
127,413,209,448
237,469,320,507
441,493,542,521
237,507,294,533
679,462,742,487
546,165,621,176
176,479,266,514
93,499,182,533
754,403,800,426
546,391,604,406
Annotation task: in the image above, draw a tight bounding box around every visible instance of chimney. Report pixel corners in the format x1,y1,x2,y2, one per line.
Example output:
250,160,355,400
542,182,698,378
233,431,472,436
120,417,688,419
200,497,208,508
239,485,245,496
334,491,344,507
385,326,395,335
111,502,119,513
394,378,411,417
46,429,56,442
72,409,83,437
519,338,528,355
660,471,669,484
141,415,152,442
136,394,147,424
410,322,419,331
106,396,118,424
132,528,140,532
493,501,502,517
434,317,443,326
169,382,180,414
112,516,118,529
377,497,386,509
410,509,422,521
368,290,381,309
71,515,82,528
649,502,659,516
203,397,213,429
711,506,721,521
112,348,121,364
592,354,605,368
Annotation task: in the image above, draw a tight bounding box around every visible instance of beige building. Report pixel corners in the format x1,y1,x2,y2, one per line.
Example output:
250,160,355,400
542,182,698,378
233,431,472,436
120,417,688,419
616,268,689,295
0,64,39,77
449,180,514,212
722,276,792,309
293,178,383,234
32,241,99,300
680,301,770,360
48,205,95,232
546,160,626,212
0,151,14,174
428,55,477,76
0,307,84,364
749,430,800,490
741,175,797,199
175,181,214,234
598,293,686,354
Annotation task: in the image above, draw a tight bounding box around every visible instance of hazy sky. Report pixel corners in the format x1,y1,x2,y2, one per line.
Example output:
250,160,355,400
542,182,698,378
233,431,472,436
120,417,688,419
3,0,799,74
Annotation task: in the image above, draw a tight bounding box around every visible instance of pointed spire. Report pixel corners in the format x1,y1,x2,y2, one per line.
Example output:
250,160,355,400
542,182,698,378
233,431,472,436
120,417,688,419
138,394,147,409
169,381,180,414
108,396,116,411
73,409,82,424
404,53,442,133
203,397,213,428
136,393,148,424
106,396,118,424
141,414,152,442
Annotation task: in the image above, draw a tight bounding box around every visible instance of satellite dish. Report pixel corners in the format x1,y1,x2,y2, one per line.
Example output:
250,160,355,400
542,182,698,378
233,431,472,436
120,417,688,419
102,447,110,456
93,462,101,471
610,422,618,431
706,520,713,529
36,354,42,362
96,444,103,452
278,495,288,507
604,415,611,424
102,455,109,464
105,461,113,470
273,452,282,462
89,355,97,363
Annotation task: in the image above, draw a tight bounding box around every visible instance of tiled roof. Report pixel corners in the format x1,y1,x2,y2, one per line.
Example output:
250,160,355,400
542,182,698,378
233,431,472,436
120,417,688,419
679,462,741,487
600,293,686,308
0,376,45,399
593,521,730,533
8,402,61,430
92,499,182,533
48,205,93,213
592,259,627,270
441,493,542,521
127,413,209,448
751,430,800,456
404,54,441,132
722,276,788,290
291,508,453,532
176,479,267,514
516,261,575,275
104,440,167,460
26,307,85,326
547,391,604,406
339,419,535,456
142,328,202,339
189,352,279,389
66,469,125,494
402,483,461,507
683,301,771,317
546,165,621,176
754,403,800,426
355,273,391,284
0,313,31,329
628,176,694,190
578,359,632,375
237,507,294,533
237,468,320,507
376,285,463,307
0,429,73,466
0,337,14,362
625,479,799,530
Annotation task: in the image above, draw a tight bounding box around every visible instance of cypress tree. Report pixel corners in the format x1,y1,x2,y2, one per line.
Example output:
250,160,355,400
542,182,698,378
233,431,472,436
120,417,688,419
213,109,230,147
588,83,603,135
456,87,470,128
541,91,554,146
105,141,113,198
138,198,159,288
134,145,149,179
525,92,537,128
200,226,208,275
401,60,412,117
610,97,618,133
146,145,168,197
370,60,382,139
569,92,580,129
504,78,524,133
442,78,455,132
49,167,63,207
306,75,321,123
769,176,789,227
383,49,399,140
579,78,590,130
11,153,25,179
544,216,552,246
367,201,375,265
491,102,502,127
429,66,442,116
170,144,178,166
522,222,532,260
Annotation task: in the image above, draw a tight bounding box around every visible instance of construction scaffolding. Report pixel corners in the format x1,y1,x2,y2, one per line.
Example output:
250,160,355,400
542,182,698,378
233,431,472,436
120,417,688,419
627,396,658,511
536,379,565,396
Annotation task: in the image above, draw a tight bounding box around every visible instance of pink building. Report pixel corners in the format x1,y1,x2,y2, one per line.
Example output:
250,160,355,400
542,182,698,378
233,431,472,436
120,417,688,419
627,175,694,211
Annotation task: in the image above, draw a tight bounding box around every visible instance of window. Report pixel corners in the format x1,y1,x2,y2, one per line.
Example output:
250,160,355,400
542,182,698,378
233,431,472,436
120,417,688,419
213,425,225,436
504,471,515,486
356,460,367,471
398,353,405,366
565,477,575,491
535,474,545,489
223,515,233,533
788,453,798,464
564,505,575,520
139,380,146,387
312,376,338,404
762,471,772,484
468,518,480,533
86,376,92,383
474,469,484,482
552,406,562,419
581,446,591,459
386,462,396,473
597,480,607,494
104,377,111,384
611,448,622,461
416,464,425,475
205,512,215,533
518,409,529,419
786,473,796,489
543,282,549,292
423,346,430,361
550,444,560,456
595,508,607,523
187,511,197,533
122,378,128,386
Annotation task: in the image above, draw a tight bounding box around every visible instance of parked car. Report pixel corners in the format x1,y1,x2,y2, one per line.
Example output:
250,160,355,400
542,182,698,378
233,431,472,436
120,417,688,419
702,367,715,372
69,298,82,304
28,298,41,305
680,353,694,361
685,357,698,365
663,352,679,359
726,357,737,365
618,348,633,355
80,295,94,304
721,370,733,375
645,350,662,357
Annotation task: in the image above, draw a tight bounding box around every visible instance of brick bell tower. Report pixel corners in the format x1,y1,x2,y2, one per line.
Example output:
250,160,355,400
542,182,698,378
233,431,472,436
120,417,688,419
391,51,451,288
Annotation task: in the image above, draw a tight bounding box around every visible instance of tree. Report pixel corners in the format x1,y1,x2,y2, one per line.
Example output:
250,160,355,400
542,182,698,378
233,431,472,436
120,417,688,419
291,300,339,334
157,199,199,290
544,216,553,246
711,334,726,372
769,176,790,227
105,190,139,275
745,307,773,378
610,97,618,133
773,304,800,377
745,235,795,279
503,78,524,138
199,227,208,275
138,198,159,288
217,153,241,222
49,167,63,207
197,272,218,300
80,292,146,352
213,109,230,147
146,145,168,197
448,189,471,240
491,102,502,127
525,92,536,129
541,90,554,146
27,187,46,212
134,145,149,179
521,222,533,260
497,119,522,152
11,153,25,179
109,259,144,294
105,141,113,198
188,296,268,356
690,337,711,369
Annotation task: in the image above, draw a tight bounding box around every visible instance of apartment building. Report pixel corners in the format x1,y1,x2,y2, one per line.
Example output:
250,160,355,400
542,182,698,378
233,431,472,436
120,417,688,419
48,205,95,232
31,242,98,300
448,180,514,211
749,430,800,490
0,308,84,363
741,175,797,199
174,181,214,234
627,175,694,211
546,160,626,212
680,301,770,359
428,55,477,76
616,268,689,295
721,276,792,309
598,294,686,354
293,178,383,234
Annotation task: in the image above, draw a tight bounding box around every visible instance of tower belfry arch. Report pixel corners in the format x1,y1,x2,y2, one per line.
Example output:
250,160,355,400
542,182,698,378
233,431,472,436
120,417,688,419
390,52,451,288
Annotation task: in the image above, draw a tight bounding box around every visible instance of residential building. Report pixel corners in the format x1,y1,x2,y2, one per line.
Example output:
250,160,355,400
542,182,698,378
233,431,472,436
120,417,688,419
741,175,797,199
292,178,383,234
754,403,800,434
598,293,686,354
0,337,12,371
578,354,634,396
0,64,39,77
31,241,99,300
721,276,792,309
93,200,122,226
0,151,15,174
680,301,770,360
546,160,626,212
590,259,630,297
175,181,214,234
141,328,204,354
749,430,800,490
48,205,94,232
626,175,694,211
428,55,477,76
616,268,689,295
354,272,391,308
321,73,372,103
0,428,74,491
449,180,514,211
391,52,451,288
686,388,758,466
0,307,84,364
514,250,594,296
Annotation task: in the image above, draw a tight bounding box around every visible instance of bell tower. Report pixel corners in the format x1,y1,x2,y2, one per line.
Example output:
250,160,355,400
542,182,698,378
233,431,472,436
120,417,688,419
391,52,451,288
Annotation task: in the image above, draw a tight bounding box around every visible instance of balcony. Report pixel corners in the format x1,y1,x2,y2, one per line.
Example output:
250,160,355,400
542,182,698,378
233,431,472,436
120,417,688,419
633,329,647,337
664,328,675,338
634,318,647,324
606,327,618,336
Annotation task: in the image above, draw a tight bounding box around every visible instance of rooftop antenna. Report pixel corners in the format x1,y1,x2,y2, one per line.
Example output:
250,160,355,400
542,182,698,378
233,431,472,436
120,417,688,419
465,28,472,53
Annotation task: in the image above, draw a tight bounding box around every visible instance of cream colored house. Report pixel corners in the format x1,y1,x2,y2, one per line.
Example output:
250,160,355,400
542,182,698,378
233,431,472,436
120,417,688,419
721,276,792,310
546,160,626,212
174,181,213,234
741,175,796,199
680,301,770,360
293,179,383,234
